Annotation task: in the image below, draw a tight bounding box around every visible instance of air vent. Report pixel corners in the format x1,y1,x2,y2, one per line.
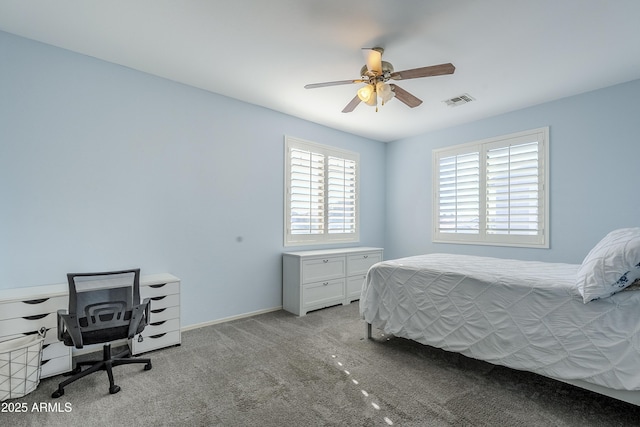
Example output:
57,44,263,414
444,93,475,107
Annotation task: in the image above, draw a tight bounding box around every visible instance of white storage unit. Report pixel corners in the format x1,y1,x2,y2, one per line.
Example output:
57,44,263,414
0,273,181,379
283,247,383,316
130,274,182,354
0,284,72,379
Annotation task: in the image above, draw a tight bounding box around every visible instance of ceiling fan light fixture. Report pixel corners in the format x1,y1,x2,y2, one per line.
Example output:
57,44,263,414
376,82,394,104
357,84,376,105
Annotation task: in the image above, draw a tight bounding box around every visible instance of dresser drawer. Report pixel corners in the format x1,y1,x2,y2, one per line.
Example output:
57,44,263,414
0,296,68,321
302,279,345,310
146,293,180,311
301,256,346,284
132,330,181,354
347,251,383,276
141,281,180,299
148,305,180,323
346,275,367,302
0,312,58,338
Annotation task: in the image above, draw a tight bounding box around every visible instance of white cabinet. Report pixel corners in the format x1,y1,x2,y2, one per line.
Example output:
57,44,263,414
0,284,72,379
0,273,181,379
130,274,182,354
283,247,383,316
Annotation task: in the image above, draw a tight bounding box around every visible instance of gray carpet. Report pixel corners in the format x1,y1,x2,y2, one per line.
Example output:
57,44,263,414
4,302,640,426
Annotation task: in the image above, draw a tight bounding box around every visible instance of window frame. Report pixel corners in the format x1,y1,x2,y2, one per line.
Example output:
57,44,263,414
432,127,549,248
284,136,360,247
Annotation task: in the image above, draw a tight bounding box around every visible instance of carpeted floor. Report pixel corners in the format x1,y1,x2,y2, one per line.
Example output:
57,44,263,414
4,302,640,426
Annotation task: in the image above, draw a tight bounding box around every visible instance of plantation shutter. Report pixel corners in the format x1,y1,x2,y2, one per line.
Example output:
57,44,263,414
327,156,357,234
289,147,325,235
285,136,360,246
486,141,540,236
437,151,480,234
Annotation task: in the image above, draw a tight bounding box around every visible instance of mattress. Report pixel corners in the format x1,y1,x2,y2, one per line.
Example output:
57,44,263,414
360,253,640,391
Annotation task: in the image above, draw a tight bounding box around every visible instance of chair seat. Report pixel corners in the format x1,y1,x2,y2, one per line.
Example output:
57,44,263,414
62,322,145,347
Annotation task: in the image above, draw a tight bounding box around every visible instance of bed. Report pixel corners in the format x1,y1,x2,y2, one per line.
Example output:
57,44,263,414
360,229,640,404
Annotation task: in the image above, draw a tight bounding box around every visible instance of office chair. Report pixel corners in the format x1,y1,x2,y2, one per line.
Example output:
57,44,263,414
51,269,152,398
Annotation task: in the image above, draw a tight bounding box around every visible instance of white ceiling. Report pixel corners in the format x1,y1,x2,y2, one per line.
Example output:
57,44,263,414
1,0,640,142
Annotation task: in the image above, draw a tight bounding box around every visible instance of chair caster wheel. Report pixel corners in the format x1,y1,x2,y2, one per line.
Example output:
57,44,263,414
144,362,152,371
109,385,121,394
52,389,64,398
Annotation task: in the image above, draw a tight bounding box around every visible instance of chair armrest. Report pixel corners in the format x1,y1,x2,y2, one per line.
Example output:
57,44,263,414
57,309,83,348
127,297,150,339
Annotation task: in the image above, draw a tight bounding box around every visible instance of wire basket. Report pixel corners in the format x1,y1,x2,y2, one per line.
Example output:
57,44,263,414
0,328,46,401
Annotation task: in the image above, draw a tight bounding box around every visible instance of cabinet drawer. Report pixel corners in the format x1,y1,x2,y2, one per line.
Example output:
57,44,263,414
132,330,180,354
140,318,180,337
40,354,72,379
301,256,346,284
141,281,180,299
0,312,58,338
346,275,367,301
148,305,180,324
42,341,70,361
146,293,180,311
302,279,345,309
347,252,383,276
0,296,67,321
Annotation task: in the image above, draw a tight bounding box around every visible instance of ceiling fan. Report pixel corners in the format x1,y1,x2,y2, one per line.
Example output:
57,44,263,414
304,47,455,113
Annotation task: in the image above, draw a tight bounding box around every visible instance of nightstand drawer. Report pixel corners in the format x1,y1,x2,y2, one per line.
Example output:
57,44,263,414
302,279,345,310
301,256,346,283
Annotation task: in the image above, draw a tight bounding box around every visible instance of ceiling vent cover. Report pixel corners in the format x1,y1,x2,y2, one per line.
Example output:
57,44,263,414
444,93,475,107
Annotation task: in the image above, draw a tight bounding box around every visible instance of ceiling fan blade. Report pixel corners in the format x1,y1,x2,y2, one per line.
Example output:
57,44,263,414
341,95,361,113
390,63,455,80
390,84,423,108
304,79,364,89
362,48,383,75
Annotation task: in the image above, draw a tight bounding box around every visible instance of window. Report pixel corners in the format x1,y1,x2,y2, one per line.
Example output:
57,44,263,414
433,127,549,248
285,136,359,246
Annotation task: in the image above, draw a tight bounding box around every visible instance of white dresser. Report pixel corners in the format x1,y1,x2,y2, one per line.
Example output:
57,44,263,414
0,273,181,379
283,247,383,316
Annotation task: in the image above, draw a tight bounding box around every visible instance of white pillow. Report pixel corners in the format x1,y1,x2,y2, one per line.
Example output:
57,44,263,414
576,227,640,303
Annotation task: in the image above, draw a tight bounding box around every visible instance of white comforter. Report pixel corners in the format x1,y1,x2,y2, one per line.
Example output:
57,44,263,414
360,253,640,391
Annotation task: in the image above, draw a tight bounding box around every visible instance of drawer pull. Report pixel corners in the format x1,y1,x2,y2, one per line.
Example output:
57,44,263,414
149,283,167,289
24,328,50,336
151,308,167,314
323,282,329,286
363,255,368,258
149,333,167,339
23,298,49,305
323,259,329,263
23,313,49,321
150,321,167,327
151,296,167,301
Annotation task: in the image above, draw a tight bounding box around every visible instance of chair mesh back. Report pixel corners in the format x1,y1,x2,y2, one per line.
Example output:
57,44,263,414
68,270,140,333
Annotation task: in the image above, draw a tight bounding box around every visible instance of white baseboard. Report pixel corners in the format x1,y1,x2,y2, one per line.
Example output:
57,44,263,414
181,306,283,332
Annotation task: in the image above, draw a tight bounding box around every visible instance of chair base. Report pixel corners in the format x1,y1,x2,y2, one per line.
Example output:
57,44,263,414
51,343,151,398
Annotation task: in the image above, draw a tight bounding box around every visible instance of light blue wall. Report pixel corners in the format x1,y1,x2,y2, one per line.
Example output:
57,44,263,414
0,32,386,327
385,78,640,263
